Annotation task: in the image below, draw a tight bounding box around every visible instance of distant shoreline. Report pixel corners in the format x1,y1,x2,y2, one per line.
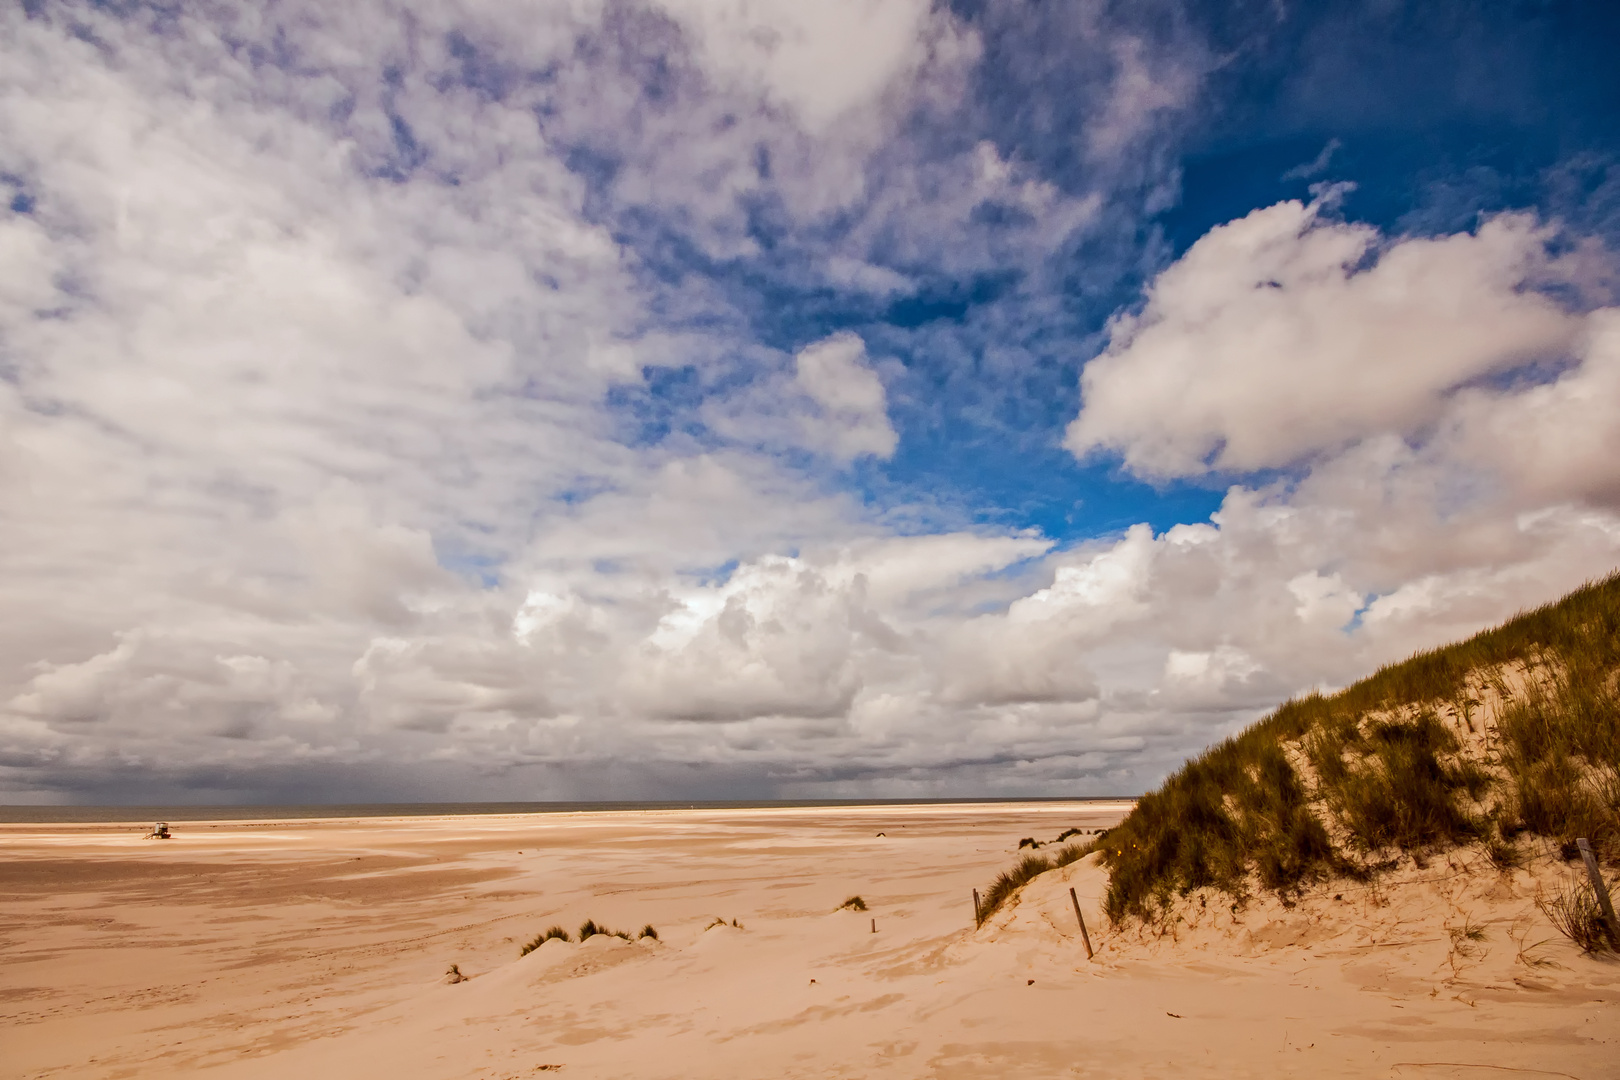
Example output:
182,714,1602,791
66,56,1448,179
0,796,1134,824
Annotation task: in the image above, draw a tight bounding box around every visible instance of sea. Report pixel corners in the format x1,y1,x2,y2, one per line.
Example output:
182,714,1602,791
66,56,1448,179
0,797,1118,824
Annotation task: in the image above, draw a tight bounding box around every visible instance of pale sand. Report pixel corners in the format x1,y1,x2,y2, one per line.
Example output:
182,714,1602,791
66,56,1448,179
3,803,1616,1079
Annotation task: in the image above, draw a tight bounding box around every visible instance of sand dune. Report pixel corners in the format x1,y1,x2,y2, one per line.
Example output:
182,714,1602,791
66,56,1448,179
2,803,1616,1078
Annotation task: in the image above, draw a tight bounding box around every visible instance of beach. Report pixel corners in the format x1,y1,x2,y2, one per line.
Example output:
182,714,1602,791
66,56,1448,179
2,802,1616,1079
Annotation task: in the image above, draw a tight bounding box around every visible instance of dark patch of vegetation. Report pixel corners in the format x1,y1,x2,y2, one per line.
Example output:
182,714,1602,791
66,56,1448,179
839,895,867,911
522,918,645,955
1308,710,1484,855
1095,572,1620,925
705,916,744,930
1017,837,1042,849
1100,735,1363,924
519,925,573,955
1496,663,1620,852
1483,835,1522,871
578,919,633,941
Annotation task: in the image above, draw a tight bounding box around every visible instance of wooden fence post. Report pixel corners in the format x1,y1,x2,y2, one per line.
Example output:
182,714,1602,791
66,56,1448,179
973,888,981,928
1576,838,1620,951
1069,887,1094,960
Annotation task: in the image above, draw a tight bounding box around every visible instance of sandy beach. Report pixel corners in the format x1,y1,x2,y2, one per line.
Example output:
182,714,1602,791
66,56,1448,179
2,802,1616,1079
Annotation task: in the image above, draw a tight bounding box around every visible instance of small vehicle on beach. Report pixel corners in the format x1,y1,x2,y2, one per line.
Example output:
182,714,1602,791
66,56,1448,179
145,822,171,840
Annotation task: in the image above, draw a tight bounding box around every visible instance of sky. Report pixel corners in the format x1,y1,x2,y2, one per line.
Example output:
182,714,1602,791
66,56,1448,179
2,0,1619,805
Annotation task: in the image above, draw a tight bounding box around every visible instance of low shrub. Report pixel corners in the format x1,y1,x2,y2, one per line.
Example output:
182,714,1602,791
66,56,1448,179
839,896,867,912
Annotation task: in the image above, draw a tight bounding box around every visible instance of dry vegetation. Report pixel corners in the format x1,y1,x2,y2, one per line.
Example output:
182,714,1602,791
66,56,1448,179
520,919,658,955
976,842,1089,925
977,573,1620,944
1098,572,1620,930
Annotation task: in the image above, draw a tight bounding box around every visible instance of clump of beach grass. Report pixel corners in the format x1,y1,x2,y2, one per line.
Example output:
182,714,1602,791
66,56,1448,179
577,919,634,942
519,925,572,956
839,896,867,912
521,919,645,955
1537,878,1616,954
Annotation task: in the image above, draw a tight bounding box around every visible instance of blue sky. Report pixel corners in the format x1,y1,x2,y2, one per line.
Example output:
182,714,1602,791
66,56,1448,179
2,0,1619,803
592,0,1620,544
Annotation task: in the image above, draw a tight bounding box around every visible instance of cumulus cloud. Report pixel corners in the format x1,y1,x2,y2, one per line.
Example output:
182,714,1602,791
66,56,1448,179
1440,309,1620,508
1046,196,1620,770
792,333,898,462
1067,199,1581,476
2,0,1618,804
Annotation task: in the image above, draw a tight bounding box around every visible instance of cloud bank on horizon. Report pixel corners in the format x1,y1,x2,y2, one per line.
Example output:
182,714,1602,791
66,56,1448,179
2,0,1619,803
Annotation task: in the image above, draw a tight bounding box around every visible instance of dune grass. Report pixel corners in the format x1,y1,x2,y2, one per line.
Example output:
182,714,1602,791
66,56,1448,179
975,842,1089,925
1096,571,1620,925
521,919,648,955
839,896,867,912
577,918,633,942
1537,877,1616,954
519,925,572,955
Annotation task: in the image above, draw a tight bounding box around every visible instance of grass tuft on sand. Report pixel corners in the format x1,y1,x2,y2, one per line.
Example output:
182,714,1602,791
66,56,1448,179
1537,878,1615,954
519,925,573,955
976,843,1089,924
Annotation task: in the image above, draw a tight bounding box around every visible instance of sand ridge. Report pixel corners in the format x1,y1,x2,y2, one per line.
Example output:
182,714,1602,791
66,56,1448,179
3,802,1616,1078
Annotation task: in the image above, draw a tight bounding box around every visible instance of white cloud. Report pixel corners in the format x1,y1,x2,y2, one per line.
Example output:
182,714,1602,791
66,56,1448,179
792,332,898,462
1067,199,1581,476
650,0,937,133
2,1,1618,804
1440,309,1620,508
1086,34,1200,158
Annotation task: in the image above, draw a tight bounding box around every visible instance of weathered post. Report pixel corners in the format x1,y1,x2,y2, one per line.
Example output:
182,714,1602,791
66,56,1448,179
973,888,982,928
1576,838,1620,951
1069,887,1094,960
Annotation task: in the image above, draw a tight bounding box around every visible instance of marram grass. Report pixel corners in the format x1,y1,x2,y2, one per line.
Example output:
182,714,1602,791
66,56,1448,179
974,572,1620,928
1099,571,1620,924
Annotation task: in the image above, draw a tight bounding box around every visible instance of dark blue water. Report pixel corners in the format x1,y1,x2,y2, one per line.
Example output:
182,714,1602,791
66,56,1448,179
0,797,1119,824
